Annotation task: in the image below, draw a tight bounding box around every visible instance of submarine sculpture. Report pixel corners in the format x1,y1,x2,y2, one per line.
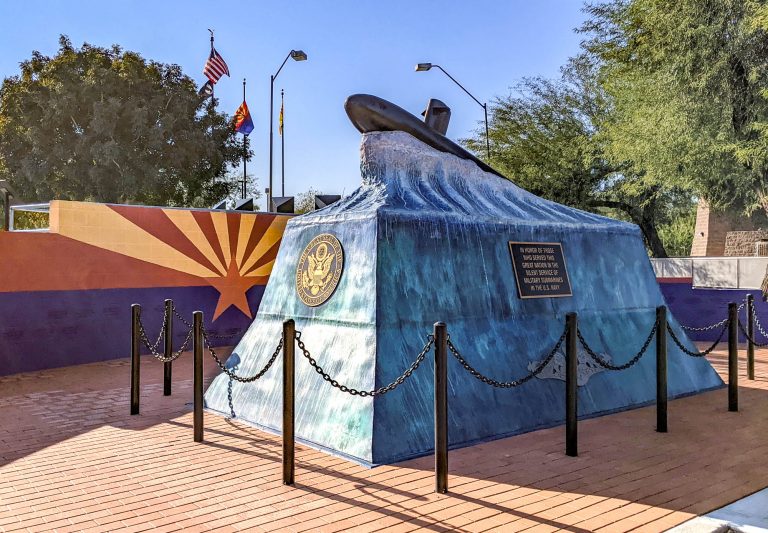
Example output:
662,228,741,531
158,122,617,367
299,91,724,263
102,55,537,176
204,94,723,466
345,94,504,178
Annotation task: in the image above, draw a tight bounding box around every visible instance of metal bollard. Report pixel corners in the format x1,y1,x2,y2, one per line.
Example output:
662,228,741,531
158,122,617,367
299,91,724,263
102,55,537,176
282,319,295,485
747,294,755,381
728,302,738,412
163,299,173,396
130,304,141,415
565,312,578,457
656,306,668,433
434,322,448,494
193,311,204,442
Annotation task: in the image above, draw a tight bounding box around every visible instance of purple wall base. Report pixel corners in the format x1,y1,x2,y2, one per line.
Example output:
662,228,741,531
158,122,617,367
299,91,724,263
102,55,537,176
0,285,264,376
659,281,764,342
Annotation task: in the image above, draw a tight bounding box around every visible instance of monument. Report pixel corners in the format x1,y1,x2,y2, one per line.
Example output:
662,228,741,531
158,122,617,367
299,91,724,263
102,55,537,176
204,94,723,466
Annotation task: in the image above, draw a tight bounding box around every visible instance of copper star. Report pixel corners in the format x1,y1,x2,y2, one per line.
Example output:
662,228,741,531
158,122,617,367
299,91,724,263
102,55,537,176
205,259,260,321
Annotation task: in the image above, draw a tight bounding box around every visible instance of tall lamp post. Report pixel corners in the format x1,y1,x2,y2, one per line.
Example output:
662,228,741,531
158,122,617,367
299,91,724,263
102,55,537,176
269,49,307,211
415,63,490,160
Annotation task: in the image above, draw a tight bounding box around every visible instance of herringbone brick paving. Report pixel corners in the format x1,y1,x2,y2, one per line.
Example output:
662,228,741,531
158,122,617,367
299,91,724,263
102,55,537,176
0,345,766,532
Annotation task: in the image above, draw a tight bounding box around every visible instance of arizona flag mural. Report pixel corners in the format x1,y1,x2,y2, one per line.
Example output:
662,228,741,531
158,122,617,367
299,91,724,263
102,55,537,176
0,201,291,375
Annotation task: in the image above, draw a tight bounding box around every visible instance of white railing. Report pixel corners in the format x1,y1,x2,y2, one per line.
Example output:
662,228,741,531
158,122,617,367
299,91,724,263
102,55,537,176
650,257,768,289
8,203,50,231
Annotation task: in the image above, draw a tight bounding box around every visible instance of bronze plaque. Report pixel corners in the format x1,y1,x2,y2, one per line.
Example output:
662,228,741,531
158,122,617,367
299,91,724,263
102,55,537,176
296,234,344,307
509,241,572,299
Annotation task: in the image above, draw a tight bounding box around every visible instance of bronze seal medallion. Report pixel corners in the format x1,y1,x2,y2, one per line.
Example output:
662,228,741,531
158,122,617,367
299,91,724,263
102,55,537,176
295,234,344,307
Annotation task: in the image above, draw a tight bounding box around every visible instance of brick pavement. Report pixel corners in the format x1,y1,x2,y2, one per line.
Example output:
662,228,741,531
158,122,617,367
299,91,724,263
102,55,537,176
0,345,767,532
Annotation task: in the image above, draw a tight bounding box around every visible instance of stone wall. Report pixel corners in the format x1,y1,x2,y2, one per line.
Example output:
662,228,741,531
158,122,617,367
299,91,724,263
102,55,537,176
691,200,765,256
691,201,731,256
724,229,768,256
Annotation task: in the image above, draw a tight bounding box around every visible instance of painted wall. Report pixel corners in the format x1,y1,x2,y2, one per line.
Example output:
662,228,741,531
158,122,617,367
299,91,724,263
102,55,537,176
650,257,768,289
0,201,289,375
658,279,764,342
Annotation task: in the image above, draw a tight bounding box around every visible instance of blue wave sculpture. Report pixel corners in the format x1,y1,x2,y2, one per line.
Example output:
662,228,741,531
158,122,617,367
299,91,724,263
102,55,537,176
204,101,723,466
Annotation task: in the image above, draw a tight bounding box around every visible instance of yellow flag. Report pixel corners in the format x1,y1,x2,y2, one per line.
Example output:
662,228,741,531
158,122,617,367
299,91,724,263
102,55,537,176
278,101,284,136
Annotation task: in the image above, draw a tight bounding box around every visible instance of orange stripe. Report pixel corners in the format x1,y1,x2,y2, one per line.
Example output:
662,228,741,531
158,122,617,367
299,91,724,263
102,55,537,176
191,211,228,270
107,205,224,277
243,238,282,276
240,215,277,267
227,213,240,265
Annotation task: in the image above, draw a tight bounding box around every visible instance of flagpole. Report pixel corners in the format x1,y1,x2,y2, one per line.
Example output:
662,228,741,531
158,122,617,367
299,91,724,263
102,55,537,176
208,29,214,102
281,89,285,197
242,78,247,199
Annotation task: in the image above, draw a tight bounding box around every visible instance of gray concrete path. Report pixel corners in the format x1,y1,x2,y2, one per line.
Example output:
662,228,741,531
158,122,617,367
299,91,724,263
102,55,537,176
669,488,768,532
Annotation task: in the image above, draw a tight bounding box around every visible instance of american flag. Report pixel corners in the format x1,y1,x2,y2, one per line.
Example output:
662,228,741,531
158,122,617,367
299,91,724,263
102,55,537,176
203,48,230,83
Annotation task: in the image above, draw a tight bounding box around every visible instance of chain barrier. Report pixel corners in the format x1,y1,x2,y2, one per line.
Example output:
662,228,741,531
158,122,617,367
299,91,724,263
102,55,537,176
172,306,193,329
137,314,166,358
751,307,768,341
577,323,657,371
156,328,193,363
737,319,768,347
667,321,727,358
446,329,567,388
296,331,434,397
226,366,237,419
138,305,168,354
202,327,282,383
173,305,241,340
679,302,744,332
137,304,194,362
138,319,192,363
680,317,729,332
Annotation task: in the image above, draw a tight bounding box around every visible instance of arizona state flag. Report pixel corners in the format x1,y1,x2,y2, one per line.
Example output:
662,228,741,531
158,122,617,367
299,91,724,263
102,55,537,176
278,100,284,136
233,101,254,135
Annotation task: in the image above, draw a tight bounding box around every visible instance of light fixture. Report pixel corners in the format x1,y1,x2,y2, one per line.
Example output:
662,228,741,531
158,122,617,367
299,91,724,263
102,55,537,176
414,62,490,159
269,50,309,211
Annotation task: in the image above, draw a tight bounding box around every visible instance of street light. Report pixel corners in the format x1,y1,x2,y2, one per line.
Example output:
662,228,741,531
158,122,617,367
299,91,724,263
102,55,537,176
269,49,307,211
415,62,490,160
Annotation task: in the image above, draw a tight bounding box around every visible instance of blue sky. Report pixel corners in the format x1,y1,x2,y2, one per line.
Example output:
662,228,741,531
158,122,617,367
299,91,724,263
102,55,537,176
0,1,587,204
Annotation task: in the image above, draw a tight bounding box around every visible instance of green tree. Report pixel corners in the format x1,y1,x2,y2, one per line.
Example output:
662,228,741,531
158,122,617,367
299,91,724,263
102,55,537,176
582,0,768,218
295,187,322,214
0,36,243,207
465,56,686,257
656,202,697,257
219,172,263,210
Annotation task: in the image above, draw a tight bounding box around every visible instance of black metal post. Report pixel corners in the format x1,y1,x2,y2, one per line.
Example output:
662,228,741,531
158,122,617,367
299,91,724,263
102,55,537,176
242,78,247,200
268,50,306,211
282,319,295,485
747,294,755,380
656,306,668,433
483,103,490,160
193,311,204,442
268,74,274,211
434,322,448,494
163,299,173,396
728,302,739,412
565,312,578,456
130,304,141,415
281,89,286,196
208,31,215,109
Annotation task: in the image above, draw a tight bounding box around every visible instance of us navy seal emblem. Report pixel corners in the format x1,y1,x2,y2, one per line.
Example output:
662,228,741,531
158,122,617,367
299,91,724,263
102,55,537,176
296,234,344,307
